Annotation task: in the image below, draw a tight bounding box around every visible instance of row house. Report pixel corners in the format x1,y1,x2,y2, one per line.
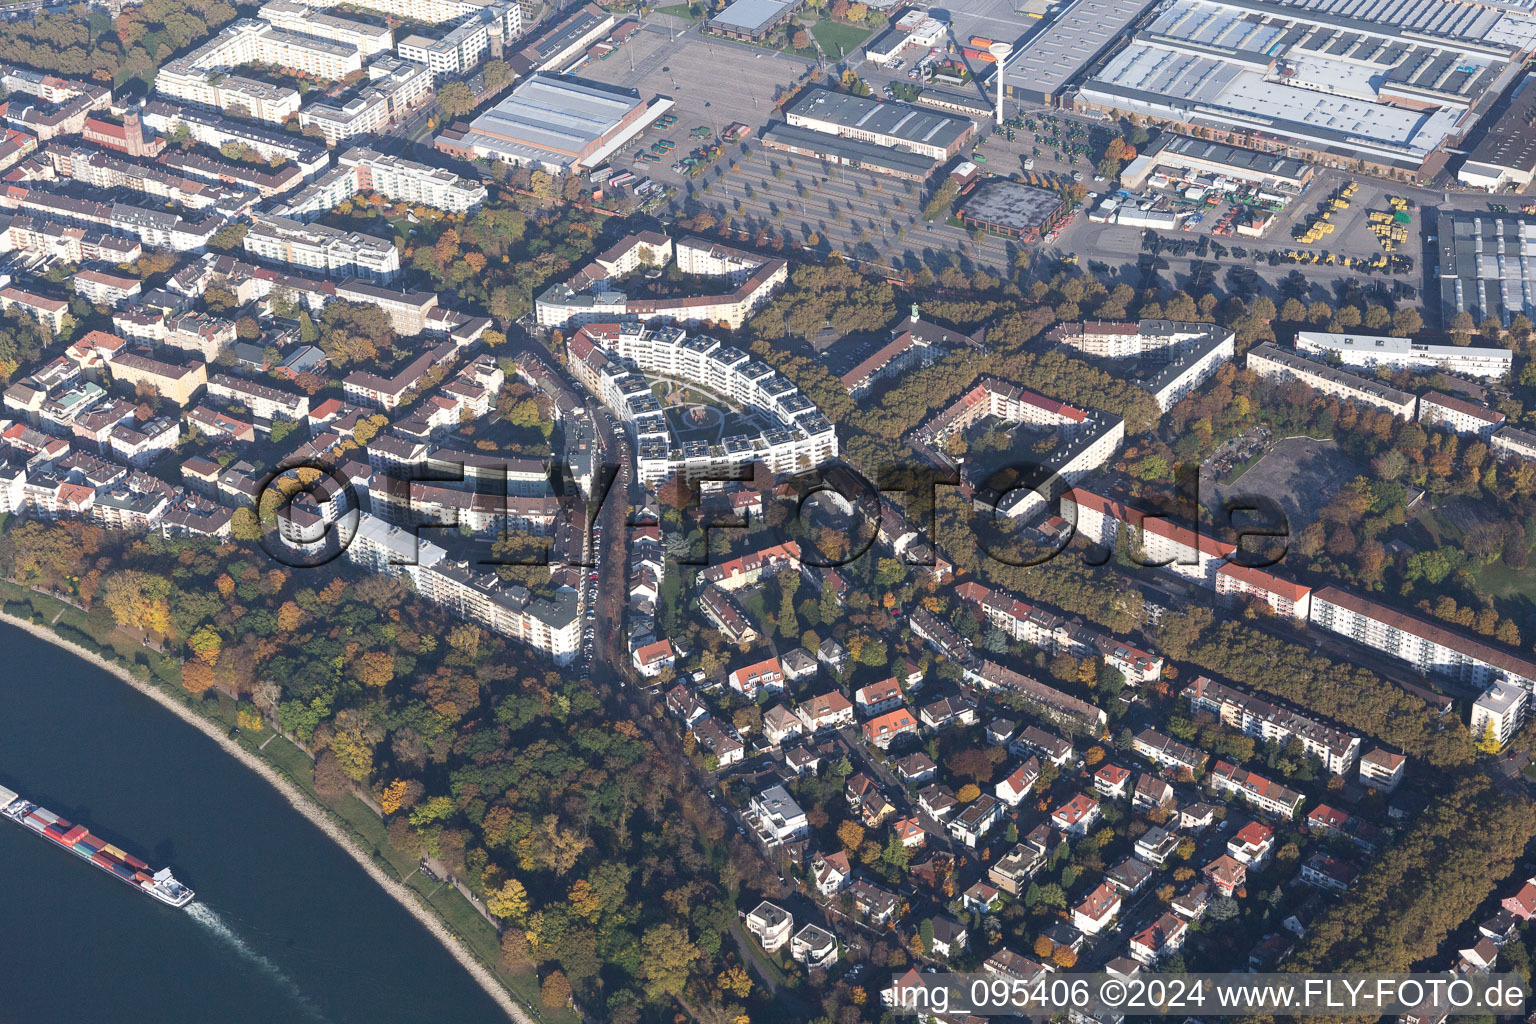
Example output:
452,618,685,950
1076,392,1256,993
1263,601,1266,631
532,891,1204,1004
697,540,801,591
1132,727,1210,775
727,656,783,699
995,757,1040,807
854,677,903,717
1072,881,1122,935
798,690,854,732
206,373,310,423
1209,761,1305,818
967,660,1106,734
861,706,917,749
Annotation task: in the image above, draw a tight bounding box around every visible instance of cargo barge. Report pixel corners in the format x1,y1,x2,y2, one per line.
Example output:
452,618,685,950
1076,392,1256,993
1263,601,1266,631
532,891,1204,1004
0,783,194,907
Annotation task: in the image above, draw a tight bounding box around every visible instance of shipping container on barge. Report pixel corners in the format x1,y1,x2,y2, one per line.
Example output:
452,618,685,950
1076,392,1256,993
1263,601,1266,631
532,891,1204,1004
0,783,194,907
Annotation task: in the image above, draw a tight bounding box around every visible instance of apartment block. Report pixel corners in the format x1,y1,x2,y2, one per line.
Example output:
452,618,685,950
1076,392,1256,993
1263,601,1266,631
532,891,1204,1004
1417,391,1505,437
1185,676,1359,774
1246,342,1418,419
1310,586,1536,693
243,214,401,282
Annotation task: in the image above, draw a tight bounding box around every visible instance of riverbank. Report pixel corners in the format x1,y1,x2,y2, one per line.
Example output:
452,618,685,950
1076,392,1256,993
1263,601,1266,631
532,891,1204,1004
0,609,534,1024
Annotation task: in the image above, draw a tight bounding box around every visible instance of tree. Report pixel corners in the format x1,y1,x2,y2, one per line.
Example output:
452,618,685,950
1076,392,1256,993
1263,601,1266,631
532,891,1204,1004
718,965,753,999
540,970,571,1010
181,661,215,695
487,878,530,922
313,750,350,799
837,820,865,852
100,570,172,636
187,624,223,665
637,924,699,1001
438,81,476,120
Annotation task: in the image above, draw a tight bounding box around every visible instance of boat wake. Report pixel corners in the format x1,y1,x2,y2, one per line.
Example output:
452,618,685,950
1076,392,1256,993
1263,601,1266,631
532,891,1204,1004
187,903,333,1023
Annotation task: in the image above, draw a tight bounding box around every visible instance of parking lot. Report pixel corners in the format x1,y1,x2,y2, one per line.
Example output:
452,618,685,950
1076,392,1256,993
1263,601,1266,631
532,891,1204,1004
681,142,1019,273
576,20,813,188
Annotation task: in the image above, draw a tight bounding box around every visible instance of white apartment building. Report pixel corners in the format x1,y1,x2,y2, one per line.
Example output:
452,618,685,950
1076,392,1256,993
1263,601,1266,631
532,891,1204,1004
1471,682,1527,749
1246,342,1419,419
535,231,787,331
346,510,447,582
399,19,490,77
338,146,487,212
154,72,301,124
1141,321,1236,412
1417,391,1505,437
258,0,395,56
243,214,400,282
72,270,142,308
746,902,793,953
412,558,579,663
140,101,332,175
1492,425,1536,463
297,0,517,29
335,280,441,335
1062,488,1237,587
0,286,68,333
159,18,365,84
1215,561,1313,620
675,236,770,281
747,784,808,844
155,18,370,121
1296,331,1513,380
296,56,433,144
1310,586,1536,693
567,323,838,485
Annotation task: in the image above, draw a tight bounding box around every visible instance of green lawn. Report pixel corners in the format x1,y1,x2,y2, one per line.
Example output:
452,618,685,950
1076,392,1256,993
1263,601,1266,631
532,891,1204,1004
809,18,871,58
653,2,700,17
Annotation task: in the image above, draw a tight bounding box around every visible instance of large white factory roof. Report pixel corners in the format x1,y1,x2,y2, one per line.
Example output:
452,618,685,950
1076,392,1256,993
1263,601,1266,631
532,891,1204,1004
458,73,650,167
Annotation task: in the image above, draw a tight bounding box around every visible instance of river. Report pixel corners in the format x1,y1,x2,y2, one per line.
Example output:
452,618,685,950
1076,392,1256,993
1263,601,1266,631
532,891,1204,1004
0,622,509,1024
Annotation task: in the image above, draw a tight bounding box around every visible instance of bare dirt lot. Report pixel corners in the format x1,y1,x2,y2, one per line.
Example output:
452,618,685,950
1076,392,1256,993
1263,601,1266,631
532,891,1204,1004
1204,435,1367,538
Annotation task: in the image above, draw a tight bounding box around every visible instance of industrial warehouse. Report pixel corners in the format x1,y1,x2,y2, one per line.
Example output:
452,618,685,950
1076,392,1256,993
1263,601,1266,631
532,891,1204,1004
435,72,670,171
992,0,1536,179
958,181,1068,241
1439,211,1536,328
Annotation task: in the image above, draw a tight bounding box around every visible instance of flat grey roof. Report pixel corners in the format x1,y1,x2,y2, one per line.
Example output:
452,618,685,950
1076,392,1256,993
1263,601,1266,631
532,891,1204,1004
1155,134,1311,182
787,89,972,151
1004,0,1157,99
761,122,938,176
1465,74,1536,176
960,180,1064,230
709,0,793,32
464,72,645,164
